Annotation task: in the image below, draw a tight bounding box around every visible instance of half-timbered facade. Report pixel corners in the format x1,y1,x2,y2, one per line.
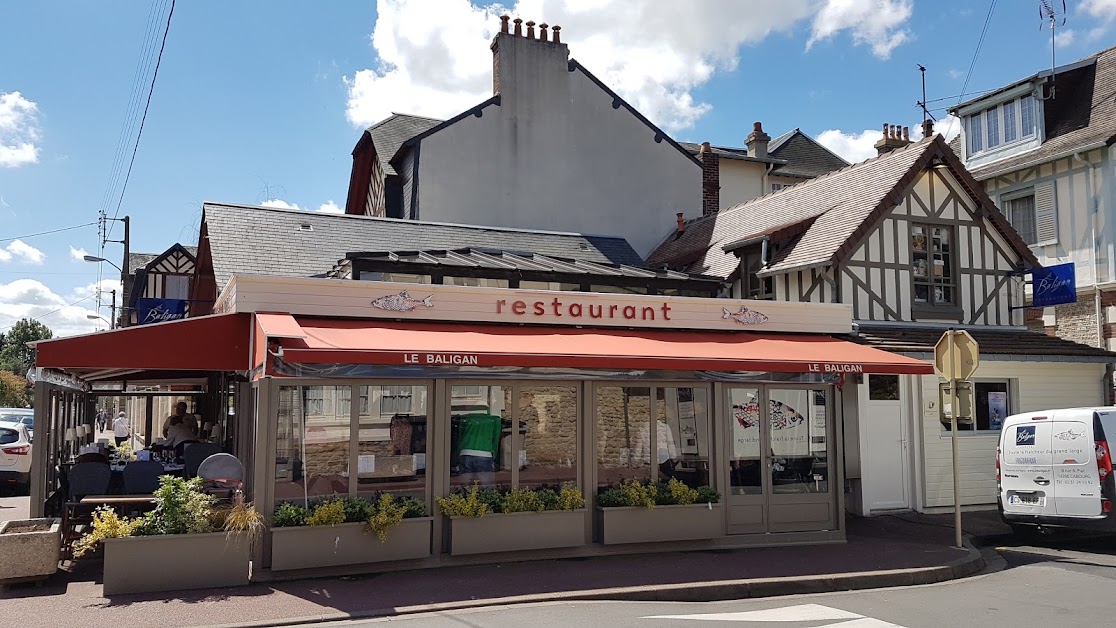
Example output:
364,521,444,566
650,134,1115,514
123,243,196,327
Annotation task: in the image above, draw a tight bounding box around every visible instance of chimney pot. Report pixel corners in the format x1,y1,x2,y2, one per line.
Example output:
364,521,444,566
526,20,535,39
500,15,510,33
902,126,910,142
882,123,888,137
745,121,771,159
922,119,935,139
551,24,561,43
539,22,548,42
700,141,711,154
676,212,685,231
753,121,763,133
513,17,522,36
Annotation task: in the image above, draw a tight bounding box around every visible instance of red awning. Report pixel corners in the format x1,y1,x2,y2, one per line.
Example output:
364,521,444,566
34,313,252,379
276,319,933,375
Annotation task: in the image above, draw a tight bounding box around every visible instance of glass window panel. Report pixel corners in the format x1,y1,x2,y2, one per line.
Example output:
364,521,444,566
868,375,900,401
1009,195,1037,245
1003,100,1017,142
729,387,762,495
596,386,652,488
975,381,1009,431
356,384,429,501
517,385,578,489
163,275,189,300
969,114,983,153
1021,96,1035,137
986,107,1000,148
654,387,710,488
768,389,829,494
518,281,582,291
274,385,351,507
443,276,510,288
450,385,511,490
589,284,648,295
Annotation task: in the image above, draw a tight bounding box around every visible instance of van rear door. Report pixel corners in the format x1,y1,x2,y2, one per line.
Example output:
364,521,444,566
1001,416,1057,516
1051,416,1102,517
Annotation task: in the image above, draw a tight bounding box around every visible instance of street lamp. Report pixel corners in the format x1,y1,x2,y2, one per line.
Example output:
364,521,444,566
83,254,122,273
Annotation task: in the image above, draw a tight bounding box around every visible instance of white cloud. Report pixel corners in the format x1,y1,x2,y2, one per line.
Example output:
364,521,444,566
0,239,46,264
1083,0,1116,39
261,198,343,213
345,0,915,133
1054,28,1076,49
807,0,913,59
0,279,104,338
947,68,963,80
816,115,960,164
0,91,41,168
69,245,89,262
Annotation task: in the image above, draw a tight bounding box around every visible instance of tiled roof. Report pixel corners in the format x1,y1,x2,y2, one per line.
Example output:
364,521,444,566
677,141,785,165
959,45,1116,179
855,324,1116,361
647,136,1037,279
768,129,850,179
367,113,443,176
201,202,646,289
127,245,197,275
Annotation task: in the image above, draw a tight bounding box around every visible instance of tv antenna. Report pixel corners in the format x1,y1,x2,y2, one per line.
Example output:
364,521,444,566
916,64,937,139
1039,0,1067,100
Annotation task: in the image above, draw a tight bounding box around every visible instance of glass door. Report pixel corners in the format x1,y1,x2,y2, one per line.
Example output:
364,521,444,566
724,385,836,535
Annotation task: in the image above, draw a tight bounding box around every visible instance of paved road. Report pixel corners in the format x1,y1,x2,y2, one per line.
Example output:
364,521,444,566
307,533,1116,628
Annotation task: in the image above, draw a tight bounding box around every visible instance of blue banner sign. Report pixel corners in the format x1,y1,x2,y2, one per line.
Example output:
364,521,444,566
136,298,188,325
1032,262,1076,307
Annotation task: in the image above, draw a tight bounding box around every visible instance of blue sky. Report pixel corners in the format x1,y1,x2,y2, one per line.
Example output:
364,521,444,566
2,0,1115,336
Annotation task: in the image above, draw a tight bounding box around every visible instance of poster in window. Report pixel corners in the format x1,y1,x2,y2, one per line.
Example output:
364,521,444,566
988,392,1007,431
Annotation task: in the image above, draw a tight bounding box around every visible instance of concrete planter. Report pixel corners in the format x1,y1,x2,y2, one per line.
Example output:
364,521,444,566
102,531,251,596
270,518,433,571
0,518,61,584
597,503,724,545
448,510,587,556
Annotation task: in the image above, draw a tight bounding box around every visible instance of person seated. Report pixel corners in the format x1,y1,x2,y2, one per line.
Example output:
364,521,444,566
164,415,198,449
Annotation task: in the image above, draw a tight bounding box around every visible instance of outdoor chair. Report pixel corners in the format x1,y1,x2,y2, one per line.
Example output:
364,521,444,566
75,452,109,465
183,442,222,478
197,453,244,500
122,460,164,494
61,462,113,561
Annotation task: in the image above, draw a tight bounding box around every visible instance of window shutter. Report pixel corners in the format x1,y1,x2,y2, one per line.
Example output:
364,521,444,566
1034,182,1058,245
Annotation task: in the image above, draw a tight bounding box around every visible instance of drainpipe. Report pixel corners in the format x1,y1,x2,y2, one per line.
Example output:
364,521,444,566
762,162,775,194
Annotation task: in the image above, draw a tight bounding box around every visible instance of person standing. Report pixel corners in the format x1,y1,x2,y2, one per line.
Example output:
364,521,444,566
112,411,131,447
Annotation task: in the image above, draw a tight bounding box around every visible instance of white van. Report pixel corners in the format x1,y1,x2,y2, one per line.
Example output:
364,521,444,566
997,407,1116,534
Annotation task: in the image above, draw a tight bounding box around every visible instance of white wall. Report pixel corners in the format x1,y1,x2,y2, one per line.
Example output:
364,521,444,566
718,159,768,208
914,360,1105,509
415,33,700,257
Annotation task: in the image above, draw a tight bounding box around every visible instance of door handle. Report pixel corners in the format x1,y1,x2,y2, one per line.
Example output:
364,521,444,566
1034,477,1051,486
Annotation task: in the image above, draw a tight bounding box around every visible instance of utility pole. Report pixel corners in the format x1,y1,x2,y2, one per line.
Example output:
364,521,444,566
110,289,117,330
916,64,936,139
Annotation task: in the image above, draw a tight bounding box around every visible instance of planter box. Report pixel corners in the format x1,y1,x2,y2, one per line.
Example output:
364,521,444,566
103,531,250,596
449,510,587,556
597,503,724,545
0,518,61,583
270,518,432,571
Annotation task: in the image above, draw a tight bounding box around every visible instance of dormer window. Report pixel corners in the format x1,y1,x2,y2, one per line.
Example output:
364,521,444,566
966,94,1037,157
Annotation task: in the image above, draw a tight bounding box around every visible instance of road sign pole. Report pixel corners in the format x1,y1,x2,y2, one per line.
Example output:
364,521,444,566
948,331,963,549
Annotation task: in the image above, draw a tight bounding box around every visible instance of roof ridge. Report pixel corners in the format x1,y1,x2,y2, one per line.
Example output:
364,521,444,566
202,201,631,241
367,112,445,131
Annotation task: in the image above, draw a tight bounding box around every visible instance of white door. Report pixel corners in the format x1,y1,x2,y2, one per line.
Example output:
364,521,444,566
1000,418,1057,516
862,375,909,511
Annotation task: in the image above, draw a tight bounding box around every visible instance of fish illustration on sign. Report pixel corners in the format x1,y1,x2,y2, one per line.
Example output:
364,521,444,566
722,306,769,325
370,290,434,312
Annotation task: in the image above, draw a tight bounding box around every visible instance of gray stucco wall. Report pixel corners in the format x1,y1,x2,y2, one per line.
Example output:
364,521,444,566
414,34,700,257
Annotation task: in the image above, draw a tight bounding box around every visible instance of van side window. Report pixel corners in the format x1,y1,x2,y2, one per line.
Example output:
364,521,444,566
942,380,1010,432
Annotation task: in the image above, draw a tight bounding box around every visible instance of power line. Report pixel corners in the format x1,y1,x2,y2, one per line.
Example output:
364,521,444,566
946,0,999,138
0,294,96,335
106,0,176,240
0,222,97,244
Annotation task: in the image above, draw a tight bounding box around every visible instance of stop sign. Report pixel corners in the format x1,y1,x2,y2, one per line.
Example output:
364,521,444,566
934,330,979,380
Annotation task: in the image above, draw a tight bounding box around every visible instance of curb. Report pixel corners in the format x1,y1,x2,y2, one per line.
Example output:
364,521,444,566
197,543,986,628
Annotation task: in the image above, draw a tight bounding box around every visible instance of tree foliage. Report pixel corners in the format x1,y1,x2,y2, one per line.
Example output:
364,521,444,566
0,370,31,407
0,318,53,375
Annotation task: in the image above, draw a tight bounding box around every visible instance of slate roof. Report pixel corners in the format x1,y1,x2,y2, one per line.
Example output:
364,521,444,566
768,129,850,179
127,246,197,275
677,141,785,165
366,113,443,176
647,135,1037,280
954,45,1116,180
201,202,647,289
855,324,1116,362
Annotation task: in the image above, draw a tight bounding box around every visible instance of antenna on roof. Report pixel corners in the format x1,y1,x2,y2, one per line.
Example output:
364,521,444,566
1038,0,1067,100
916,64,937,139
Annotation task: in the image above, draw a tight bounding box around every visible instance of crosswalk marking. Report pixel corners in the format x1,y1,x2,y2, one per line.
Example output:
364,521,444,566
642,603,907,627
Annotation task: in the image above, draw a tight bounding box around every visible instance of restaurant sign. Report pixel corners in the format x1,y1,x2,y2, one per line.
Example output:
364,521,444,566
221,276,854,335
1031,262,1076,307
136,298,188,325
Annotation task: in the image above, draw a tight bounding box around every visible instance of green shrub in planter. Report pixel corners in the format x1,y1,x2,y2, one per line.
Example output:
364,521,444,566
342,497,373,523
597,479,720,509
307,499,347,527
501,488,545,513
273,502,310,527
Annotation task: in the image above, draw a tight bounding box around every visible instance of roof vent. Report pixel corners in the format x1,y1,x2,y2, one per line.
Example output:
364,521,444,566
579,243,589,250
299,223,313,232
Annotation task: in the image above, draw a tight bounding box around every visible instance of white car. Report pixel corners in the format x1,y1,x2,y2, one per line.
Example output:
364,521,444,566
0,421,32,494
0,408,34,439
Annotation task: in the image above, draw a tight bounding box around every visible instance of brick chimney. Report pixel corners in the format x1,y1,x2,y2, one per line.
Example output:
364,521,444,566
491,15,569,98
699,141,720,216
874,123,911,155
745,122,770,159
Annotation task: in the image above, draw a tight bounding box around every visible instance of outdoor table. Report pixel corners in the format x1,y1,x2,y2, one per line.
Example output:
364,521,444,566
79,494,156,507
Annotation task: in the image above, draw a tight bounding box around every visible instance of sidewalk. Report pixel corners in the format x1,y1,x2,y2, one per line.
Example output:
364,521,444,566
0,511,995,628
